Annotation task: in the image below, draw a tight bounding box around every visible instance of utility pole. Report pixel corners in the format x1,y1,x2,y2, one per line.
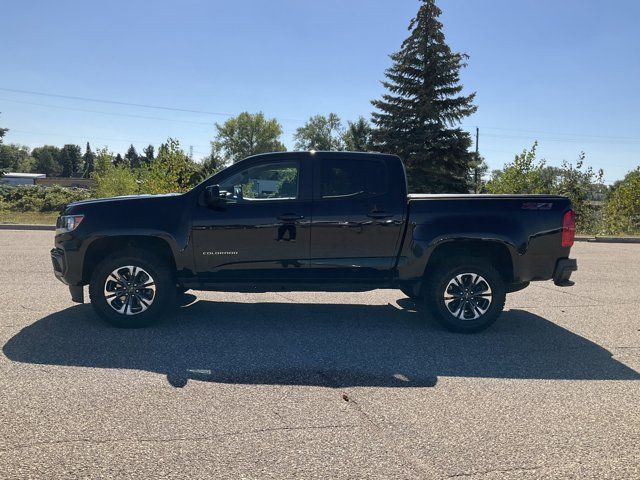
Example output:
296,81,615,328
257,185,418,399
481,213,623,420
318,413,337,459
189,145,194,160
474,127,479,193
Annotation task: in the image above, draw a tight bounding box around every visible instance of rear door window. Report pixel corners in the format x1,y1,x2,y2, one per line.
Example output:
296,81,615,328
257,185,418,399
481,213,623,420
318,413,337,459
320,159,387,199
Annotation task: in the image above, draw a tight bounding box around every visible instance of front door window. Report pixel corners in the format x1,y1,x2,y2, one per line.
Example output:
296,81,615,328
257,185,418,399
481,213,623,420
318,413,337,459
219,162,299,202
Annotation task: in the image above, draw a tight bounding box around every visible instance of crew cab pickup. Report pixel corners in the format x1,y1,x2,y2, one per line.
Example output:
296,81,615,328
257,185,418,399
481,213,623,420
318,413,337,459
52,151,577,332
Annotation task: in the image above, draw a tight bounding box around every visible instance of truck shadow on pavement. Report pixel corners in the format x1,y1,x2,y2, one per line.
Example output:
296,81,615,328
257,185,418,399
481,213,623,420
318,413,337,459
4,297,640,388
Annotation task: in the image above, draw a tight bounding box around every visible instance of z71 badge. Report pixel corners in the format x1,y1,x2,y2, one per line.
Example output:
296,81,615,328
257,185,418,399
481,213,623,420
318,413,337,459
521,202,553,210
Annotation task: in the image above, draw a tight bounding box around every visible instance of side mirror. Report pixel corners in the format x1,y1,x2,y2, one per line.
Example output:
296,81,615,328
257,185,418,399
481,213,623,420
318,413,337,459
204,184,221,206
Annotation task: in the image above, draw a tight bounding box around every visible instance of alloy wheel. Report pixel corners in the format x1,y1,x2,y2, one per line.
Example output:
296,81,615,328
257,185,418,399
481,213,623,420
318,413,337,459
103,265,156,315
443,273,492,321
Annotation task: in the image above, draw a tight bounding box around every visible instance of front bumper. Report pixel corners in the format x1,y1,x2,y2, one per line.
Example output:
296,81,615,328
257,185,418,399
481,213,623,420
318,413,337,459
553,258,577,286
51,247,85,303
51,247,67,283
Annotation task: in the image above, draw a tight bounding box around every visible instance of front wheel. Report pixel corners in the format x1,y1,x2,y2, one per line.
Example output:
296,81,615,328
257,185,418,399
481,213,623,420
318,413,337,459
89,249,175,328
424,258,506,333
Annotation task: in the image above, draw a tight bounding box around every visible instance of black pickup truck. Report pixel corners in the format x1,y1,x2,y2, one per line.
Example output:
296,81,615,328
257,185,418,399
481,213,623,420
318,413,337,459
51,151,577,332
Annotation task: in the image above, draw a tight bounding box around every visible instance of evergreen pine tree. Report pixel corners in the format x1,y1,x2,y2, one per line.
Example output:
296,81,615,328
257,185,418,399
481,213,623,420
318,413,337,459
114,153,127,168
371,0,477,193
0,117,7,144
83,142,96,177
125,144,140,169
142,144,155,164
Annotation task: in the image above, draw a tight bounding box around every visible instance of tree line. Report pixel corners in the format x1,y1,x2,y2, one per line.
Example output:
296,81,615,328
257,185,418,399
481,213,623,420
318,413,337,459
1,0,478,194
0,0,638,233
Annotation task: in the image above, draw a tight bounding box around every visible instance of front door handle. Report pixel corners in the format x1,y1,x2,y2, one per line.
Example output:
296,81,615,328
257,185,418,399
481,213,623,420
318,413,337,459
367,211,393,219
277,213,304,221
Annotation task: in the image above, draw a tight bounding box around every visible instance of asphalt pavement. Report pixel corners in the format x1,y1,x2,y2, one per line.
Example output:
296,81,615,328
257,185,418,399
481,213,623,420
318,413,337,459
0,230,638,479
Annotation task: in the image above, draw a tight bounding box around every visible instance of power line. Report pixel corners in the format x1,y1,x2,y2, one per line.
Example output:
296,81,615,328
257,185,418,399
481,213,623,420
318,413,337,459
0,87,238,117
3,86,639,144
0,86,305,123
0,97,299,136
480,132,640,146
462,124,640,142
0,97,215,127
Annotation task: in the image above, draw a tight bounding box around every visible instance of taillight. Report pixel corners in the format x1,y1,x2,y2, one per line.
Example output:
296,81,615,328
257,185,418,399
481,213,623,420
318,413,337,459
562,209,576,247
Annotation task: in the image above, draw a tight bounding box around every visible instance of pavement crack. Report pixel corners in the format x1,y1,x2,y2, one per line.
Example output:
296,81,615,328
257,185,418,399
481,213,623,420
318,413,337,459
273,291,297,302
0,424,357,453
448,464,547,478
531,284,603,304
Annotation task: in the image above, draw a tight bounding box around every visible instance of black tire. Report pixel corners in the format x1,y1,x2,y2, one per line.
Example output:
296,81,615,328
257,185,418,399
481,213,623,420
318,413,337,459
506,281,529,293
424,258,506,333
89,249,176,328
400,286,420,300
177,286,189,295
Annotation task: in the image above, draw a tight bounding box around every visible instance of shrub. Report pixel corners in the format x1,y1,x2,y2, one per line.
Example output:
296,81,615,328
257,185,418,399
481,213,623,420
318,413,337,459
602,167,640,235
0,185,92,212
141,138,197,194
93,166,139,198
487,144,605,234
486,142,549,194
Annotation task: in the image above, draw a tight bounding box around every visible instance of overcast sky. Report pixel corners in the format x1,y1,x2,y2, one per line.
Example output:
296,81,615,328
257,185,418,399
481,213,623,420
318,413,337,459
2,0,639,183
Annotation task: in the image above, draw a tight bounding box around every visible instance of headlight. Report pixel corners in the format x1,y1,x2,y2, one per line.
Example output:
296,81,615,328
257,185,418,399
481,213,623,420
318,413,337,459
56,215,84,234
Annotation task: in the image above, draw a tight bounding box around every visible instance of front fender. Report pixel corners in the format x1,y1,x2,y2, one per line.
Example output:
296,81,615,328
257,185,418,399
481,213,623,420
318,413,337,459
55,228,191,286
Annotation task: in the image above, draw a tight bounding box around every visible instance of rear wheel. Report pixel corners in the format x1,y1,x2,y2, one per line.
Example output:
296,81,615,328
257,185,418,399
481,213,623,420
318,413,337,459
89,249,175,328
424,258,505,333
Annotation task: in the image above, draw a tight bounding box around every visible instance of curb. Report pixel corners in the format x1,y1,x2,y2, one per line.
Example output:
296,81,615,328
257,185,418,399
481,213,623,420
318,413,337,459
575,236,640,244
0,224,55,231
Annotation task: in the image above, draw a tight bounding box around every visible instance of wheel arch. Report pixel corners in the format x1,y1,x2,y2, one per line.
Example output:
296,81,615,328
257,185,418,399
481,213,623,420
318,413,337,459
423,239,515,284
82,235,177,284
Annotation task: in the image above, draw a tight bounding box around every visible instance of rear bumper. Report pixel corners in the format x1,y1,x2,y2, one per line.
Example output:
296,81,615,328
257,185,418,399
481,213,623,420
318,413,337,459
553,258,577,286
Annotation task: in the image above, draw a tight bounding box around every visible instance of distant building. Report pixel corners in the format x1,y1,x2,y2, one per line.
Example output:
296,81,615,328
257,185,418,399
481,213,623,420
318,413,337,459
36,177,94,189
0,173,94,189
0,173,46,186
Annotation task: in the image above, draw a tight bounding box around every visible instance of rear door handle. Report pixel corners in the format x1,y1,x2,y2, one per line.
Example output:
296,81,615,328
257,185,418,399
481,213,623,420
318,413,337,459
367,211,393,219
277,213,304,221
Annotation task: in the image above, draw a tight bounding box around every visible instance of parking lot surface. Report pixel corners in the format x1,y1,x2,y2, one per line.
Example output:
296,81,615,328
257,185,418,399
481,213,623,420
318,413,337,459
0,230,639,479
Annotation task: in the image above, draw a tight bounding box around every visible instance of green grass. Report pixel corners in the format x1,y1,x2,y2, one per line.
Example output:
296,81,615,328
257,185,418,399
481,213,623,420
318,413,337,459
0,211,58,225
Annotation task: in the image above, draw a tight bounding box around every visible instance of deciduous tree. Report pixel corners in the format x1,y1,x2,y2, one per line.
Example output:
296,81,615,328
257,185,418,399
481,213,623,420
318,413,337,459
59,144,83,177
143,138,197,193
32,145,63,176
485,142,547,194
214,112,285,163
602,167,640,234
294,113,344,151
194,143,226,183
0,144,35,172
342,117,373,152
